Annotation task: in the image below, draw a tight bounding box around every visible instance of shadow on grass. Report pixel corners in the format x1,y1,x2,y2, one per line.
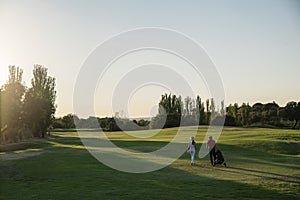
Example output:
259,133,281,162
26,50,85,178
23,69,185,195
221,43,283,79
7,133,297,170
52,135,300,182
217,143,300,170
215,166,300,184
1,147,298,200
1,132,299,199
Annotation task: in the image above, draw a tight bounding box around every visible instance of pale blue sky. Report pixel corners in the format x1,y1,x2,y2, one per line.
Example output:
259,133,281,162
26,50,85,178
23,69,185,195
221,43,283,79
0,0,299,117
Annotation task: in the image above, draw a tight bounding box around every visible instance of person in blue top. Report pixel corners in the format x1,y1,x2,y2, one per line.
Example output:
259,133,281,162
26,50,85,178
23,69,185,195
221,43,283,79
187,136,197,165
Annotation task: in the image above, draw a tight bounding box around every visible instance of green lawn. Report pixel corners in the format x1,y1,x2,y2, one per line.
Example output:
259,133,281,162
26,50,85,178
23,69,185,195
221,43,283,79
0,126,299,199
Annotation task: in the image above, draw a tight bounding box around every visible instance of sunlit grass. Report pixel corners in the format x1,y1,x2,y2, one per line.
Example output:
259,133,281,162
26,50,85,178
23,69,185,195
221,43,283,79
0,126,299,199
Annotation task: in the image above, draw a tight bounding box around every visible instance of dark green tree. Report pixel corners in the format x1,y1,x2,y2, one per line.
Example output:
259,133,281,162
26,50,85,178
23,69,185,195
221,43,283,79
210,98,216,119
152,93,182,128
184,96,192,115
195,96,205,124
62,114,76,128
260,102,278,124
280,101,300,129
239,103,251,126
249,103,263,124
220,100,225,116
205,99,211,124
23,65,56,138
226,103,239,125
0,66,25,142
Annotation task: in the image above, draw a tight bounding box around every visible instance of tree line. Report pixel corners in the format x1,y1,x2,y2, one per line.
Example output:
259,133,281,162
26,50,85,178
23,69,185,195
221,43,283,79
53,93,299,131
225,101,300,128
0,65,56,143
1,65,299,144
53,114,150,131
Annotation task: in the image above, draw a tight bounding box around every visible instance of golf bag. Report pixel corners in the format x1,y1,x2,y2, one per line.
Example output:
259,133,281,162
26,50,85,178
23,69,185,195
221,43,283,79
214,149,227,167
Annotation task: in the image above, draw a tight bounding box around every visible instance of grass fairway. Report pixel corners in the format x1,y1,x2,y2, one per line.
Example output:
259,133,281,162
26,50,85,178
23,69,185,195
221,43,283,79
0,126,299,200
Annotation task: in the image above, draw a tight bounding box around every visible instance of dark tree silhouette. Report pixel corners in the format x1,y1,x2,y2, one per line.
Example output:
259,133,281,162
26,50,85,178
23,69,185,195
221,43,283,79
23,65,56,138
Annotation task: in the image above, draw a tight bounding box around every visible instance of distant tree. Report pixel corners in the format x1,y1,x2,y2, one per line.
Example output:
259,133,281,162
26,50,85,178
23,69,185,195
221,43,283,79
184,96,192,115
200,102,206,124
181,96,198,126
206,99,211,123
62,114,76,129
152,94,182,128
85,116,99,128
106,117,121,131
280,101,300,129
239,103,251,126
220,100,225,116
252,103,263,112
195,96,205,124
23,65,56,138
0,66,26,142
135,119,150,127
210,98,216,119
52,118,65,129
224,115,236,126
226,103,239,125
158,94,182,115
249,103,263,124
262,102,279,124
233,103,239,119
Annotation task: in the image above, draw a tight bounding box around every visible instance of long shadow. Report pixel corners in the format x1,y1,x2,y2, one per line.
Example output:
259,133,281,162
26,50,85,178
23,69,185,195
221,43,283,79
26,133,300,170
213,143,300,170
5,133,296,165
46,134,300,182
2,133,300,175
215,166,300,184
1,150,298,199
1,132,299,199
229,154,300,170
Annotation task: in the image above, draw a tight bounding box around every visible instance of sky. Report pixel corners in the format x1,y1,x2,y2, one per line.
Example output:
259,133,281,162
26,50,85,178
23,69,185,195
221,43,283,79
0,0,300,118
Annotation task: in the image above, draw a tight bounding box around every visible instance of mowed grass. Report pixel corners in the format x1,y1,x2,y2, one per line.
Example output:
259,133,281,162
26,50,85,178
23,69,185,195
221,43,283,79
0,126,299,200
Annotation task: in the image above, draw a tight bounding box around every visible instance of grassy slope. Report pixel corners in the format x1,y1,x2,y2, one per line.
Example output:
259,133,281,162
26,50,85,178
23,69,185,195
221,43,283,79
0,127,299,200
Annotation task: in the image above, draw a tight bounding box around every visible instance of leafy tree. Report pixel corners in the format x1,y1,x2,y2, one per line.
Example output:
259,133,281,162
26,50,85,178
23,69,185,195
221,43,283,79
210,98,216,119
220,100,225,116
200,102,206,124
23,65,56,138
195,96,205,124
62,114,76,128
249,103,263,124
181,96,198,126
133,119,150,128
261,102,279,124
184,96,192,115
152,94,183,128
226,103,239,126
158,93,182,115
206,99,211,124
52,118,65,129
224,115,236,126
53,114,77,129
0,66,25,142
239,103,251,126
280,101,300,129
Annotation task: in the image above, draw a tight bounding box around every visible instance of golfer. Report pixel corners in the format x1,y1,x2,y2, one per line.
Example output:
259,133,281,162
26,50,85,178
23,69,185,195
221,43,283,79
187,136,197,165
207,136,216,166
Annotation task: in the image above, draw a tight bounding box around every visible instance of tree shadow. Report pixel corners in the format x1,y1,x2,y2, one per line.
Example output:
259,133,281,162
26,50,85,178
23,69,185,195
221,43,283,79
45,134,300,184
215,143,300,170
215,166,300,184
1,132,299,199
